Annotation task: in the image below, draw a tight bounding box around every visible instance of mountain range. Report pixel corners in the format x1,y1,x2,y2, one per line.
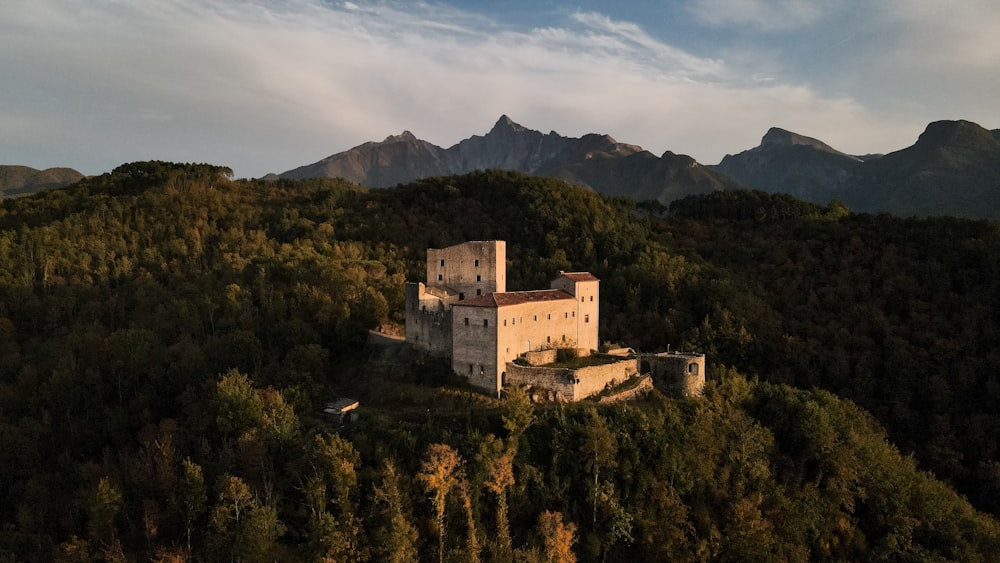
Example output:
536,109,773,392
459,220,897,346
276,116,1000,219
0,165,83,198
715,119,1000,219
276,115,742,203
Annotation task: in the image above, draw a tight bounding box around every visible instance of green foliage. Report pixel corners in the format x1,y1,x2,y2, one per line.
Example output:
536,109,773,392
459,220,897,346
0,162,998,560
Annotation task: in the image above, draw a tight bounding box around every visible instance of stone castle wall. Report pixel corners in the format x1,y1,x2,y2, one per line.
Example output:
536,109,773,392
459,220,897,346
427,240,505,298
641,352,706,397
506,357,638,402
404,282,452,356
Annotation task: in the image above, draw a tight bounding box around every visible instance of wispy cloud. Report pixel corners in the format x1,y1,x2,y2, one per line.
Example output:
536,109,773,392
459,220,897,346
0,0,961,176
685,0,830,32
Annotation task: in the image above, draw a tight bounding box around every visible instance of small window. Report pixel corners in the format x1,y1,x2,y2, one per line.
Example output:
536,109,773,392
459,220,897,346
459,292,465,300
464,317,469,325
469,364,473,374
584,314,590,323
421,305,426,312
480,365,485,375
441,259,445,267
589,296,593,302
688,363,699,375
572,312,576,318
533,315,537,321
580,296,584,302
546,336,551,343
512,318,515,325
483,319,489,327
504,319,507,326
475,259,479,267
547,313,551,320
564,312,568,318
476,275,481,282
476,289,482,296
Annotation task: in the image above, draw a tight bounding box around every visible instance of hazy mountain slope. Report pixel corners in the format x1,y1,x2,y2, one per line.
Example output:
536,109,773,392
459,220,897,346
715,120,1000,219
277,115,739,203
849,120,1000,218
0,165,83,197
712,127,865,204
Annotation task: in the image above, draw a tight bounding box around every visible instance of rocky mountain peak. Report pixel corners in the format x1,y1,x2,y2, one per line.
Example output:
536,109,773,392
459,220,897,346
760,127,843,155
383,130,419,143
488,114,530,136
916,120,998,150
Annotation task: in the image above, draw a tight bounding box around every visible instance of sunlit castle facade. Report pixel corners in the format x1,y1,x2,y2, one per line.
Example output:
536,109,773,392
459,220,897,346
405,241,599,395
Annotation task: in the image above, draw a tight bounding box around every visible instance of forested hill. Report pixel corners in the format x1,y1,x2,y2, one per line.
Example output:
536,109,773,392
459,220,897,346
1,162,999,561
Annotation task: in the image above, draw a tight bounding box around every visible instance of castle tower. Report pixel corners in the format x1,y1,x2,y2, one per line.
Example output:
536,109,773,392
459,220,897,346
550,272,600,351
426,240,506,299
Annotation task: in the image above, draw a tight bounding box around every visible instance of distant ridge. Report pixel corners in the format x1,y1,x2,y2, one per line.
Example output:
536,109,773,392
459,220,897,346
714,120,1000,219
0,165,84,198
277,115,742,204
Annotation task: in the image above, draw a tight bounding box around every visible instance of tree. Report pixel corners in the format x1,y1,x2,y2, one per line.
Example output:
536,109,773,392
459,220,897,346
178,458,206,554
85,477,122,548
537,510,577,563
215,370,263,438
502,385,534,456
579,409,617,529
370,460,419,563
417,443,463,563
482,447,514,559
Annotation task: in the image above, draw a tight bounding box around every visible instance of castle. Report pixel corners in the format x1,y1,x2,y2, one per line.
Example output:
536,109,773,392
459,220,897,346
405,240,704,400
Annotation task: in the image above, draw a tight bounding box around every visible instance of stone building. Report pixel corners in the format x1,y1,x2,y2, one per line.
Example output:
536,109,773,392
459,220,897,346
405,240,704,400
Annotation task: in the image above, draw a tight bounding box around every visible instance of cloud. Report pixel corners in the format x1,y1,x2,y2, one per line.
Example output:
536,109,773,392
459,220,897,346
0,0,941,176
685,0,830,31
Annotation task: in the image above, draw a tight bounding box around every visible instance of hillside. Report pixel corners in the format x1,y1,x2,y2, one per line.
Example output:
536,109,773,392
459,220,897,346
278,115,741,203
849,120,1000,217
0,164,83,197
713,127,865,203
1,164,999,560
714,120,1000,219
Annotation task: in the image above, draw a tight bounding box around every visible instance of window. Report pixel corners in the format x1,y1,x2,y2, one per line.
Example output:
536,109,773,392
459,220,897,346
581,296,584,302
589,296,593,302
547,313,551,320
480,365,485,375
438,274,443,281
421,305,426,312
504,319,507,326
483,319,489,327
564,312,568,318
440,259,445,267
475,259,479,267
476,289,482,296
572,312,575,318
459,292,465,300
476,275,481,282
584,314,590,323
469,364,473,374
546,336,551,343
464,317,469,325
533,315,537,321
688,363,699,375
512,318,515,325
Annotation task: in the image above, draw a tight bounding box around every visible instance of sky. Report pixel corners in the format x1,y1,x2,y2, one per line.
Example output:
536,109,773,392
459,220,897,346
3,0,999,178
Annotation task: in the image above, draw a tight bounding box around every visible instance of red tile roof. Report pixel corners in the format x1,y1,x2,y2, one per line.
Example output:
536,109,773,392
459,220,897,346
455,289,574,308
558,272,600,282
